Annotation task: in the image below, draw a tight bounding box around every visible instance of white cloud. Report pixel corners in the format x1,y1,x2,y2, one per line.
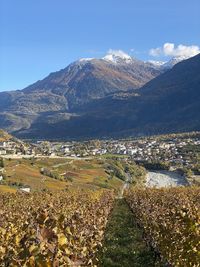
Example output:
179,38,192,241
149,47,162,57
149,43,200,58
106,49,131,59
102,49,132,63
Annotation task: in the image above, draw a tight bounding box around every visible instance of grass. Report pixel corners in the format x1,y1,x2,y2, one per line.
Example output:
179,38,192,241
0,184,17,193
34,158,70,168
92,176,123,192
99,199,162,267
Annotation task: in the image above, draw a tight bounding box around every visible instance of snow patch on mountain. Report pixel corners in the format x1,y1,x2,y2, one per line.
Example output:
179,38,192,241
103,49,132,63
163,55,192,68
79,58,94,62
148,55,196,69
148,60,166,67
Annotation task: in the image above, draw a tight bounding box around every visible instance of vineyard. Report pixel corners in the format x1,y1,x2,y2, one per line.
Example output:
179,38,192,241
0,158,124,193
0,184,200,266
0,190,114,266
125,187,200,267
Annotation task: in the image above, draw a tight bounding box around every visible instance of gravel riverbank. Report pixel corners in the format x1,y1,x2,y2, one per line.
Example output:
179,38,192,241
146,171,188,188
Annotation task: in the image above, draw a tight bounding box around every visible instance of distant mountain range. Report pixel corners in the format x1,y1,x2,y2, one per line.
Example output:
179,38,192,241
0,51,199,139
148,54,193,69
0,52,163,132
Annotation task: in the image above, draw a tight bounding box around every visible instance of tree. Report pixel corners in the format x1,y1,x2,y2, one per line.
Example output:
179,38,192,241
0,158,4,168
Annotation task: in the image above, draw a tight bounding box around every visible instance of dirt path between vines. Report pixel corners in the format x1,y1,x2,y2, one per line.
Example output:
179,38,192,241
99,199,163,267
117,173,132,199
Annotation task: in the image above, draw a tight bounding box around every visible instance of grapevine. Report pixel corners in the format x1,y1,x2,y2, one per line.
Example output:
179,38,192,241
0,190,114,266
125,187,200,267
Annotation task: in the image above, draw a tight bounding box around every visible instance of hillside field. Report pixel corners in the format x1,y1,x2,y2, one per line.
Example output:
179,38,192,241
0,157,123,193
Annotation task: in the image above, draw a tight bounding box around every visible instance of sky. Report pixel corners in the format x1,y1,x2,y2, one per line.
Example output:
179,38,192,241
0,0,200,91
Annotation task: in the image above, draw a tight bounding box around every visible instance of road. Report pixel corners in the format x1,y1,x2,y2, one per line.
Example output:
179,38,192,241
52,161,73,168
1,155,92,160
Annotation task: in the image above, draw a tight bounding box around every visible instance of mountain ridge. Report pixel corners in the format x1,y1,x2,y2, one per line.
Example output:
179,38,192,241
0,52,164,132
1,52,200,139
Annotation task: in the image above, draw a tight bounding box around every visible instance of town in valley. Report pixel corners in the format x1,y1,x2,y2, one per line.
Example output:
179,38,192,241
1,130,200,193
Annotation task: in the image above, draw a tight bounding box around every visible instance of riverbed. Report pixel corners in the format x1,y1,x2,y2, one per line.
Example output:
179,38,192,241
146,170,188,188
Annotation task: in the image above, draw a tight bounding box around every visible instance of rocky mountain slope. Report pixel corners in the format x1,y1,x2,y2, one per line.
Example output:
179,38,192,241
13,54,200,139
1,52,199,139
0,51,163,132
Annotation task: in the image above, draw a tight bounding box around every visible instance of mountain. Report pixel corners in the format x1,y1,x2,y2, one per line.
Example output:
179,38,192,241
162,55,193,69
148,60,167,67
13,53,200,139
148,55,191,69
1,52,199,140
0,51,163,132
87,53,200,137
136,53,200,133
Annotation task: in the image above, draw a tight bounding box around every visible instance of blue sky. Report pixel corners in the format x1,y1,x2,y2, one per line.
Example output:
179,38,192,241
0,0,200,91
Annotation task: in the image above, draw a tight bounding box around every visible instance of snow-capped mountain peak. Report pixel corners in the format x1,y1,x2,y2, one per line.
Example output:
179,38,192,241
163,55,192,68
102,50,133,63
79,58,94,62
148,54,197,70
148,60,166,67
